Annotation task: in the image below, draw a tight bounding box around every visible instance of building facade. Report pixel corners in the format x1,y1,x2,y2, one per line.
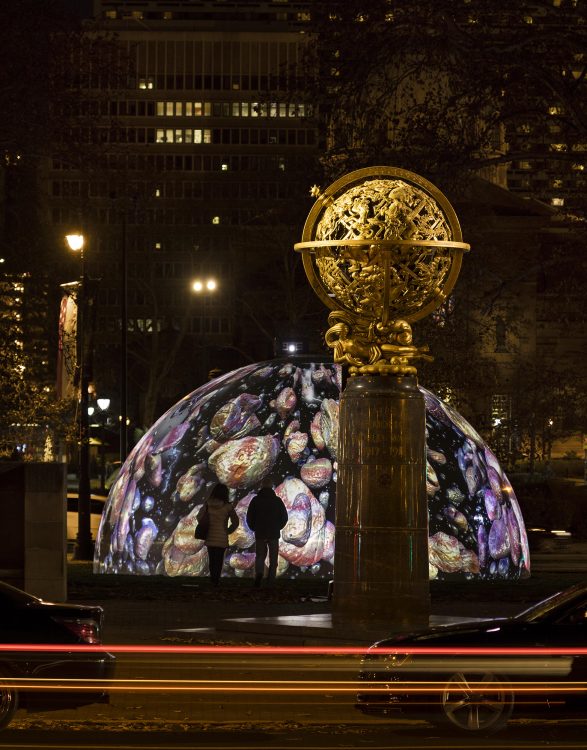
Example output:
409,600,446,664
48,0,319,427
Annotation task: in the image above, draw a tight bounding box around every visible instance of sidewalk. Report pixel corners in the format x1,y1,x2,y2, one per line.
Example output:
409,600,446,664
68,544,587,646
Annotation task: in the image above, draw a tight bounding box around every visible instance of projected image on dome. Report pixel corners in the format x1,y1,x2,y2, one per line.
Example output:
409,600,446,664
94,359,529,581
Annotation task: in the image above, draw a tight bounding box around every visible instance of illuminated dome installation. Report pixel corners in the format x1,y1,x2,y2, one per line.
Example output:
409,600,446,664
94,360,530,581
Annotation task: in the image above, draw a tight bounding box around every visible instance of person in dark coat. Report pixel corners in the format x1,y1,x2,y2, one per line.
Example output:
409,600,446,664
197,483,239,586
246,477,288,587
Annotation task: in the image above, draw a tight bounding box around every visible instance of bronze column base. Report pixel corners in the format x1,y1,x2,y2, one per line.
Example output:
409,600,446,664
332,375,430,633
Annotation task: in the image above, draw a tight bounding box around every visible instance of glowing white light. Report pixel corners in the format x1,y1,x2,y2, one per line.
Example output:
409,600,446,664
65,234,84,252
206,279,217,291
192,280,203,293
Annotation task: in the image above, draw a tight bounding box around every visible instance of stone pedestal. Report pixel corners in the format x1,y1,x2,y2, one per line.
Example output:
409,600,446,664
333,375,430,631
0,462,67,601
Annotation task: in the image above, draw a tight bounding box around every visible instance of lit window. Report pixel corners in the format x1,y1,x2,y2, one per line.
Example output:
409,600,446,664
212,216,220,224
552,179,563,188
242,103,249,116
166,102,174,116
221,163,229,171
166,129,174,142
550,143,567,151
194,130,202,144
194,102,203,116
185,102,193,116
523,15,533,23
518,160,531,169
298,104,306,117
548,105,564,115
279,103,287,117
155,188,161,197
551,197,564,206
572,163,584,171
138,78,154,90
270,103,278,117
232,103,240,116
156,102,164,116
203,129,211,144
204,103,211,116
156,129,166,143
154,242,162,251
175,102,183,116
251,103,259,117
184,130,193,143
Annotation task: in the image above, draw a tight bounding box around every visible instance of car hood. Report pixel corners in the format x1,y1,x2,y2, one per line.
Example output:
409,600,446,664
371,616,514,648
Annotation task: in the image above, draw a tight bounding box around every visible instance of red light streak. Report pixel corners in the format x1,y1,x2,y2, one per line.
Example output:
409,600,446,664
0,644,586,656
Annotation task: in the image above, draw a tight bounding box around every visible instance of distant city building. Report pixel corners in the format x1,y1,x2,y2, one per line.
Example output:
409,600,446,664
48,0,319,423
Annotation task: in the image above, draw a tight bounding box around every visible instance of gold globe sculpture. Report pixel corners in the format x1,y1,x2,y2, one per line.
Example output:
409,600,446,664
294,166,470,375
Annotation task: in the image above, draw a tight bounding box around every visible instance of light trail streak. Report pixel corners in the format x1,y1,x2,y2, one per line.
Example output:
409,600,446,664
2,677,586,693
2,644,587,656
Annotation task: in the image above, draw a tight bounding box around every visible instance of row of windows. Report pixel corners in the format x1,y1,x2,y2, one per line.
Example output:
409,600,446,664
513,160,585,171
104,9,311,23
63,126,315,146
155,100,311,118
136,74,306,92
52,154,296,172
53,180,295,200
53,208,281,226
98,316,231,335
155,127,314,145
74,99,311,119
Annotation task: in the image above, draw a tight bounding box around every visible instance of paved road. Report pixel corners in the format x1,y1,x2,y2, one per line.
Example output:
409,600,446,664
4,718,587,749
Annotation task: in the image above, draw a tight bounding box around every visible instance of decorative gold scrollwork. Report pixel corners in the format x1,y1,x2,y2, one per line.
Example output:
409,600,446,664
325,310,433,376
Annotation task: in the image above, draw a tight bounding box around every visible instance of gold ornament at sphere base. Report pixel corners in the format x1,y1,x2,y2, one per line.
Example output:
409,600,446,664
325,310,433,376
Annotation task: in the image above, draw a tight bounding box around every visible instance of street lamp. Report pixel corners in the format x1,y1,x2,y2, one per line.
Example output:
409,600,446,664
97,397,110,494
191,277,218,378
65,232,93,560
191,277,217,294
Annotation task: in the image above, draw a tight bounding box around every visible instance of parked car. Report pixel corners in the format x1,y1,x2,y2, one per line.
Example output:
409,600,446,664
357,583,587,735
66,493,107,550
0,580,115,729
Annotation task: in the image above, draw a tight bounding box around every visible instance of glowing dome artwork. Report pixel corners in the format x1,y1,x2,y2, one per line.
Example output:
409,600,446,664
94,359,530,581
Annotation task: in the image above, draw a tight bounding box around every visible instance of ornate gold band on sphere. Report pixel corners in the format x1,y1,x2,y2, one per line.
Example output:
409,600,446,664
294,239,471,253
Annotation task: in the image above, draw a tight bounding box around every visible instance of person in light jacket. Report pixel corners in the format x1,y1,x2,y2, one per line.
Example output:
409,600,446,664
197,483,239,586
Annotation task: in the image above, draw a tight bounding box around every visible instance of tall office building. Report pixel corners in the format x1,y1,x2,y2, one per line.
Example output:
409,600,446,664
48,1,319,425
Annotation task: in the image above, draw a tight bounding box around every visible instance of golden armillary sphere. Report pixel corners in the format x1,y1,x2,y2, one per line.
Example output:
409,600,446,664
294,166,470,376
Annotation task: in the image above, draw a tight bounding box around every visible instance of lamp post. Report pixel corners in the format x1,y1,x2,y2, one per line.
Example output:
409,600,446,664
120,211,128,464
66,232,93,561
191,277,218,380
97,397,110,494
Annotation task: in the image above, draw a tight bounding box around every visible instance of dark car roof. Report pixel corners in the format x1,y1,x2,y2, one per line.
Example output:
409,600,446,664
372,583,587,648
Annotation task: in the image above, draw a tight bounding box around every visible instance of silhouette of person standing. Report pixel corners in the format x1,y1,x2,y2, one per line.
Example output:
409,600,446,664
246,478,288,587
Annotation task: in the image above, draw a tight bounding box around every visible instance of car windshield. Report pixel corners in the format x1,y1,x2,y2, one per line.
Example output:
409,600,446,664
515,585,584,623
0,581,41,606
